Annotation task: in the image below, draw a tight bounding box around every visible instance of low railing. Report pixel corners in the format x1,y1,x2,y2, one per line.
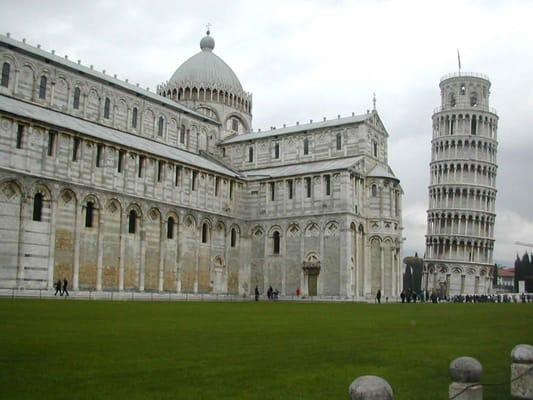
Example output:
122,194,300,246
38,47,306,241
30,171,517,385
0,288,379,303
349,345,533,399
440,71,491,82
432,105,498,115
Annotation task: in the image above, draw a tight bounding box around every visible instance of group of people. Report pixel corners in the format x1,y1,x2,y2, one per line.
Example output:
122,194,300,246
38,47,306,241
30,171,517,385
254,285,282,301
451,293,532,303
400,289,433,303
54,278,69,297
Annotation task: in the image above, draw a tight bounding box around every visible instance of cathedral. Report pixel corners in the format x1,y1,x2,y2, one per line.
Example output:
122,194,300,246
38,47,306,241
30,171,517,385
0,30,403,299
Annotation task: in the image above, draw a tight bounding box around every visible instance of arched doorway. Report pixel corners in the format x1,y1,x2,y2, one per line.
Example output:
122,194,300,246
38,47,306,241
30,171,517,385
303,253,320,296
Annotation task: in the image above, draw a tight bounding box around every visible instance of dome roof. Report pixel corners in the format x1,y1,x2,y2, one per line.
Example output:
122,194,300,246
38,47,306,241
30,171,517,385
169,31,244,93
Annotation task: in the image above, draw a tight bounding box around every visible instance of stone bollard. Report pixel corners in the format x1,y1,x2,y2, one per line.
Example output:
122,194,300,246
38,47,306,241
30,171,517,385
511,344,533,399
349,375,393,400
449,357,483,400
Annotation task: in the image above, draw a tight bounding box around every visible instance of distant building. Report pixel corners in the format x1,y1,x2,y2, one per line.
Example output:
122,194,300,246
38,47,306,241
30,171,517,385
0,30,403,299
497,267,514,288
422,71,498,296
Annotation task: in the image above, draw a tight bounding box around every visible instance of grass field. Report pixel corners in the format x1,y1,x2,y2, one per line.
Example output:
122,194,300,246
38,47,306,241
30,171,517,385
0,300,532,400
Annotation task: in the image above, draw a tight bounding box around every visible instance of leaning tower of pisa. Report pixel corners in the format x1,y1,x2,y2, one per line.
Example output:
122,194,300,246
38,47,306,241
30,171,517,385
423,72,498,297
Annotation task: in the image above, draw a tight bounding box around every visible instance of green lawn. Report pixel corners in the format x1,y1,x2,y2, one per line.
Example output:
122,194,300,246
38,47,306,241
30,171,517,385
0,300,532,399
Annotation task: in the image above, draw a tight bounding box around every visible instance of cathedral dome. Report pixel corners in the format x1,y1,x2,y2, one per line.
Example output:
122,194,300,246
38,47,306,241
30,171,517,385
168,31,244,93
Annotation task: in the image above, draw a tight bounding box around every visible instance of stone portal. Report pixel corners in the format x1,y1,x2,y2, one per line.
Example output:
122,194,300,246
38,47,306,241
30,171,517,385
303,261,320,297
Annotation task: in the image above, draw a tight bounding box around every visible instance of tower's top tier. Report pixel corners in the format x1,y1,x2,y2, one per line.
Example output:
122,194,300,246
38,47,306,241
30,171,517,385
438,72,492,112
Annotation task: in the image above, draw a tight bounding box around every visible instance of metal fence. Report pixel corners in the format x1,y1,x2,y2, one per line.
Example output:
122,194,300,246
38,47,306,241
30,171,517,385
0,288,377,303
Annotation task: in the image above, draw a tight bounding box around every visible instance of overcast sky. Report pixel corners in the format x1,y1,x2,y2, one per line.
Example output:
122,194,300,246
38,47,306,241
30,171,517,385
2,0,532,265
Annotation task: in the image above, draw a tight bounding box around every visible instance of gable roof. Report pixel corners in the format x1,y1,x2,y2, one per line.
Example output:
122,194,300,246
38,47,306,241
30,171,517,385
0,95,238,177
222,113,371,144
0,34,219,126
367,164,398,181
242,156,363,179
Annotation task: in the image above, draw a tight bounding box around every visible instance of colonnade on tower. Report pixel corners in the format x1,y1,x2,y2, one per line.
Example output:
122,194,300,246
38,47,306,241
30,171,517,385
423,72,498,296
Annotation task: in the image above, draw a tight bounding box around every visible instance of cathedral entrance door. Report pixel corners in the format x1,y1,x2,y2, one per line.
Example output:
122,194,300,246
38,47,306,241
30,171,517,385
308,274,318,296
302,260,320,297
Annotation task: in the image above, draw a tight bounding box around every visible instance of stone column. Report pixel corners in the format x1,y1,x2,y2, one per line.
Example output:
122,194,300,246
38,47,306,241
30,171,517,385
511,344,533,399
50,81,56,106
72,204,82,290
176,215,183,293
96,211,105,291
13,68,20,96
139,224,146,292
47,198,58,289
364,238,371,297
16,195,28,287
380,244,385,296
391,248,396,297
193,223,200,293
158,218,165,292
118,211,126,291
449,356,483,400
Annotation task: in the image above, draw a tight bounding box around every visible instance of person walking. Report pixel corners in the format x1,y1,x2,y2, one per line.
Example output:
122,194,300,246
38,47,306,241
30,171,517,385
376,289,381,304
62,278,69,297
54,279,62,296
254,286,259,302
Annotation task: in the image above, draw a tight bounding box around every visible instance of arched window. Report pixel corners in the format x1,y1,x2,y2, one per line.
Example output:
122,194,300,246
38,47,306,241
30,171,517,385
231,228,237,247
167,217,175,239
33,193,44,221
471,118,477,135
373,142,378,157
39,76,47,99
371,185,378,197
158,116,164,136
128,210,137,234
104,97,110,119
85,201,94,228
305,177,312,198
303,138,309,155
132,107,138,128
470,93,478,107
248,146,254,162
274,142,280,159
202,222,209,243
73,87,81,109
180,125,186,144
1,62,10,88
449,93,456,107
232,118,239,131
460,83,466,95
273,231,280,254
336,132,342,150
324,174,331,196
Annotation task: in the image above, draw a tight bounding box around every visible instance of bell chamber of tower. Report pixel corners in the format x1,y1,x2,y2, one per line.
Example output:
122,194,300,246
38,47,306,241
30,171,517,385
423,72,499,297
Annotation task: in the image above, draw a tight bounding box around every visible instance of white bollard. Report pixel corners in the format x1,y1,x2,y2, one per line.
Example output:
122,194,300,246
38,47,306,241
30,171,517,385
449,357,483,400
349,375,393,400
511,344,533,399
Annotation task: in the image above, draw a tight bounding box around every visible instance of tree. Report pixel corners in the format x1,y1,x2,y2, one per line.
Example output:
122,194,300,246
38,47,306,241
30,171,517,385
492,264,499,287
403,253,423,292
514,254,521,292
